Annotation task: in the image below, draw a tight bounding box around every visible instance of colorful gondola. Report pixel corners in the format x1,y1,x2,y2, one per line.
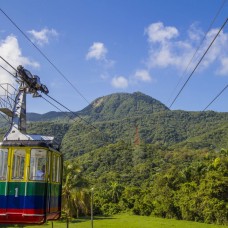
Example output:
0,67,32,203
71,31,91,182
0,65,62,225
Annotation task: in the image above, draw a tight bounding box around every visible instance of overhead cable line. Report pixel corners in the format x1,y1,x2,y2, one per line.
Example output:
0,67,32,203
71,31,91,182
0,63,17,78
168,0,227,104
44,93,97,130
0,60,18,93
169,18,228,109
0,67,12,123
0,56,98,132
0,84,14,106
44,93,106,142
203,84,228,111
0,56,17,73
0,59,20,106
40,95,64,113
40,95,77,120
0,64,18,106
0,7,90,105
0,96,11,108
0,112,10,124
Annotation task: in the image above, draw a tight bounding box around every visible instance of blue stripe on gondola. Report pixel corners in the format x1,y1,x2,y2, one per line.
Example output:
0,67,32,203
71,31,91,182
0,196,7,207
0,195,45,209
0,195,61,209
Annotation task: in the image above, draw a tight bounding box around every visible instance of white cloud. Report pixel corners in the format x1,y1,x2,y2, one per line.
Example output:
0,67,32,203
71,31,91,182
27,28,58,46
111,76,128,89
86,42,107,60
200,29,228,71
187,23,203,42
0,35,39,89
145,22,194,70
217,57,228,75
134,69,152,82
147,40,194,70
145,22,228,75
145,22,179,43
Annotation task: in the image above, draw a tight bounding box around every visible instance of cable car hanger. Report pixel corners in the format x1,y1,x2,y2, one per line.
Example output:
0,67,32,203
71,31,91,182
0,65,57,145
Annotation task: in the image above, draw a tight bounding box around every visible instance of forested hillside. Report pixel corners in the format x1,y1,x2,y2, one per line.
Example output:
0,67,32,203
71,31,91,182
10,92,226,160
0,92,227,225
60,109,228,159
74,142,228,224
1,92,227,158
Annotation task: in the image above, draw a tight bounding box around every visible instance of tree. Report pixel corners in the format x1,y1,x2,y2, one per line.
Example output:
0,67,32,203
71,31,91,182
110,181,123,203
197,171,228,224
61,161,89,227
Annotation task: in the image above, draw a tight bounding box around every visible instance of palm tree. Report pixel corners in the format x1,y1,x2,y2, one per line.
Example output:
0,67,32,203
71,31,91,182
61,161,89,227
72,189,90,218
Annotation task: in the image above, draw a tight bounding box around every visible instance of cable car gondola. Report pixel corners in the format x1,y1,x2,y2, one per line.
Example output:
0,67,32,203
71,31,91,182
0,65,62,225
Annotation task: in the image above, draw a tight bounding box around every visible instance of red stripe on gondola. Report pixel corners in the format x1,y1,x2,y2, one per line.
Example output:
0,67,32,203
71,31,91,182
0,214,45,225
0,208,60,214
0,208,45,214
0,208,61,225
0,209,6,213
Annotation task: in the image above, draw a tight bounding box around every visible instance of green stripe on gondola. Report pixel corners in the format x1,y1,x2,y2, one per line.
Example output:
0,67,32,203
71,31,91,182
0,182,6,195
0,182,61,196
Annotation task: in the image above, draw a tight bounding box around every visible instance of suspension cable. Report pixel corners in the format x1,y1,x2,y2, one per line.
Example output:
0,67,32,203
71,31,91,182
203,84,228,111
169,18,228,109
0,8,90,105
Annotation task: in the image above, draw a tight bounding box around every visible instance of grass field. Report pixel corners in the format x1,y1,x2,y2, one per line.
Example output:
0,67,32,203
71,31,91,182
3,214,226,228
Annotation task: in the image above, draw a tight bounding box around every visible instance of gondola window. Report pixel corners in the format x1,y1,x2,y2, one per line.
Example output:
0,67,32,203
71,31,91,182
0,149,8,180
12,149,25,179
29,149,47,181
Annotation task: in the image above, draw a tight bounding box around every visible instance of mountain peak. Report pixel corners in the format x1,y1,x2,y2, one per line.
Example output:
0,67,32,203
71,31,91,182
80,92,169,121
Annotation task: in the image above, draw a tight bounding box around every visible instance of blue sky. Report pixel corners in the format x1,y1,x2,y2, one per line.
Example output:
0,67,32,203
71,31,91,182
0,0,227,113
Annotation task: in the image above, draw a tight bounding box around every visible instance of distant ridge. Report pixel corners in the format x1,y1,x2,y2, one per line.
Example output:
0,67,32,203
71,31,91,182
27,111,73,122
79,92,169,121
27,92,169,122
1,92,227,160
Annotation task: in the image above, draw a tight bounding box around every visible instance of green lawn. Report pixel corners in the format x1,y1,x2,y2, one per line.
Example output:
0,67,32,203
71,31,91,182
11,214,227,228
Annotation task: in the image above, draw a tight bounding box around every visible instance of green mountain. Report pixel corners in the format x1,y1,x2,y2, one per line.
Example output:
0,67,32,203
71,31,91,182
60,110,228,159
0,92,227,159
26,92,168,122
79,92,169,121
